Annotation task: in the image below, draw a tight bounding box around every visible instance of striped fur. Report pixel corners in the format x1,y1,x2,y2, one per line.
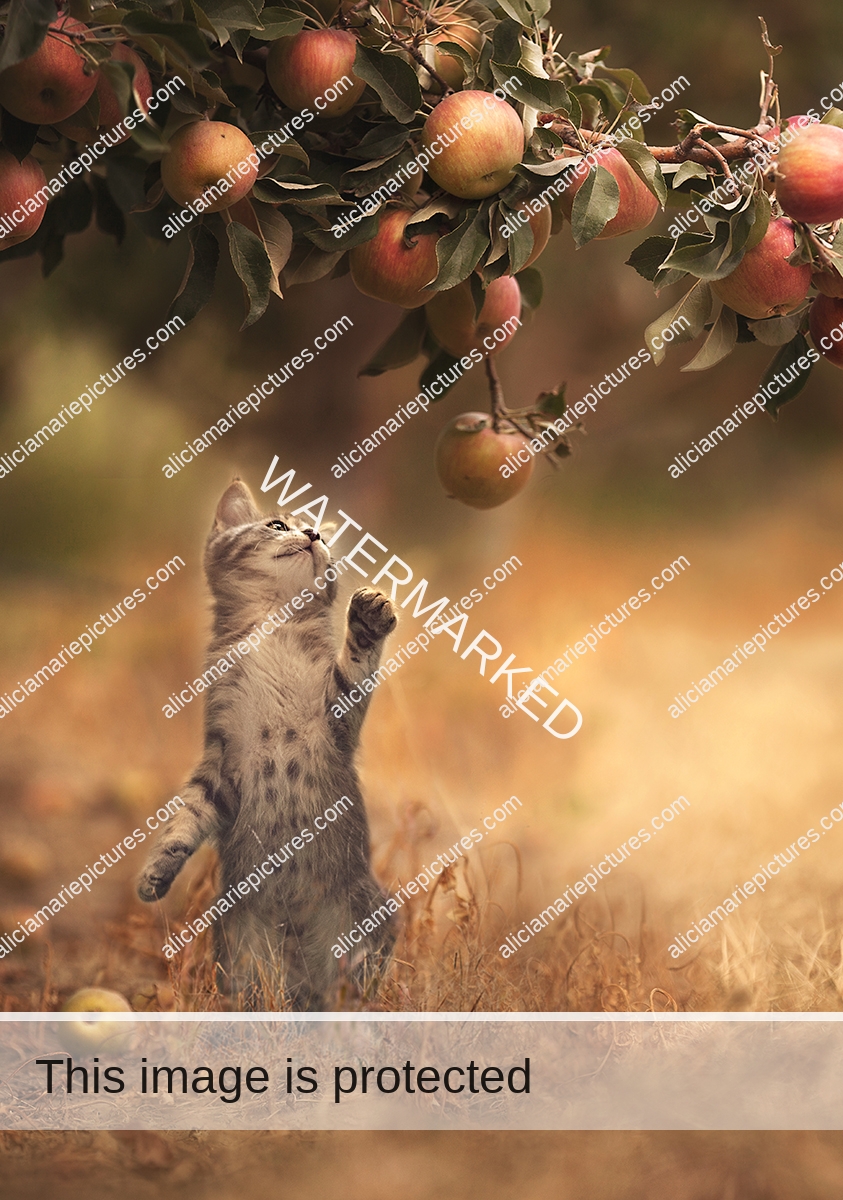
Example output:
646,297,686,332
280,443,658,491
138,479,396,1008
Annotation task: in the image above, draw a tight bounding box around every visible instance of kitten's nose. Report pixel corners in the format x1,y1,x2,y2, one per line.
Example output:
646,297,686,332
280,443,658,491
303,528,320,542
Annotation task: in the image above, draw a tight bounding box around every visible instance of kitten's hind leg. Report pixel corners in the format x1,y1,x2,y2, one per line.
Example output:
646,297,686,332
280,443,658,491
137,782,220,902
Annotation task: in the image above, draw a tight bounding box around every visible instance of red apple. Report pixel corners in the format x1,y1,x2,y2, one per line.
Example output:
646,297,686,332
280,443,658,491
426,275,521,357
555,146,658,238
0,18,97,125
435,412,533,508
511,200,551,266
812,267,843,298
426,14,482,89
809,293,843,367
776,123,843,225
267,30,365,118
350,207,440,307
58,43,152,143
161,121,259,213
711,217,812,320
0,149,48,248
422,91,524,200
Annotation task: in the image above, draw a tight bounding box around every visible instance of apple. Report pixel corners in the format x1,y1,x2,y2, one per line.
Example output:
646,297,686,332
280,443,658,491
555,146,659,238
711,217,812,320
435,412,533,509
426,275,521,357
426,14,482,89
161,121,259,213
350,207,440,306
58,43,153,143
59,987,136,1057
267,30,365,117
809,293,843,367
511,200,551,266
0,150,48,248
812,267,843,298
776,123,843,225
423,91,524,200
0,18,97,125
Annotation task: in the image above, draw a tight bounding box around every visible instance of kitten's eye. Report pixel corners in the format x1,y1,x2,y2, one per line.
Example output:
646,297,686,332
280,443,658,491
267,519,289,532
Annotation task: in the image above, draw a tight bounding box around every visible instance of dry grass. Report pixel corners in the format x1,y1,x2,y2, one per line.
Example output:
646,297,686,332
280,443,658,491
2,463,843,1014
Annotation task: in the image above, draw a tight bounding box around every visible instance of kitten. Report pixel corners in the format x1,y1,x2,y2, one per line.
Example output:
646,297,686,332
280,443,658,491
138,478,397,1009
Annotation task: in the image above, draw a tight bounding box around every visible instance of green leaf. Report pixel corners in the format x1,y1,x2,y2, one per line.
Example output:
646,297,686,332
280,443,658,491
490,62,569,113
345,121,410,161
491,18,521,67
504,211,534,274
308,212,379,251
169,224,220,324
760,334,815,418
615,139,666,205
570,164,619,248
353,44,421,124
747,309,805,346
227,220,273,328
254,201,292,297
821,108,843,130
121,13,212,67
419,348,462,398
681,304,737,371
248,5,307,39
538,383,566,417
359,308,427,376
626,236,674,281
252,176,343,205
431,40,478,87
645,281,712,365
598,66,650,105
0,0,57,73
517,265,542,308
494,0,532,24
672,161,709,188
283,241,344,285
431,207,489,291
744,188,771,252
197,0,265,43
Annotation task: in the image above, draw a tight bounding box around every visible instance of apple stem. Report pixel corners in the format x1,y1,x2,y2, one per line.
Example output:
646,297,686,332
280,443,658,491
485,355,507,431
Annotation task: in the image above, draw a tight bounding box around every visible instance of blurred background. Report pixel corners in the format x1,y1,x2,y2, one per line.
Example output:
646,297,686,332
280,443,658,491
1,0,843,1026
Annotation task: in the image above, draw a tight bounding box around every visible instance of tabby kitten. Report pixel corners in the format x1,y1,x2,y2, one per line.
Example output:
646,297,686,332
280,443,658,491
138,478,397,1009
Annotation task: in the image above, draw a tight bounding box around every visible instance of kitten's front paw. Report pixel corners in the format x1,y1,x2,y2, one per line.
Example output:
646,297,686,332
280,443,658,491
348,588,397,648
138,870,173,903
137,858,179,902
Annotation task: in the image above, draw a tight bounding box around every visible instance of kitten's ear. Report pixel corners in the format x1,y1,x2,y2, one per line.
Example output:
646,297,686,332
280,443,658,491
214,479,262,530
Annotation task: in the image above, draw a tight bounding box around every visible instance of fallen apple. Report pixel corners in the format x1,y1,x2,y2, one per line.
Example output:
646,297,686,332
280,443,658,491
59,987,135,1057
